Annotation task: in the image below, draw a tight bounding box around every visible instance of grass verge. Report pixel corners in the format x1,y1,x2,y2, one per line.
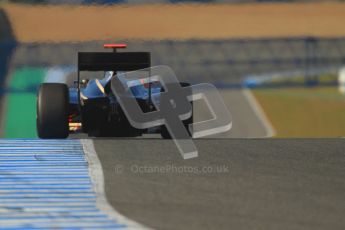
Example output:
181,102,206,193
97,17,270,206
252,86,345,137
4,67,46,138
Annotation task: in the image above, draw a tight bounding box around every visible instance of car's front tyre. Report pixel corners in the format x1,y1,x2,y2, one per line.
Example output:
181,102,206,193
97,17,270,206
37,83,69,138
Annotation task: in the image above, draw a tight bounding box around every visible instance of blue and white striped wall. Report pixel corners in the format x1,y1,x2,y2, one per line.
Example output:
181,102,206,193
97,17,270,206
0,139,146,229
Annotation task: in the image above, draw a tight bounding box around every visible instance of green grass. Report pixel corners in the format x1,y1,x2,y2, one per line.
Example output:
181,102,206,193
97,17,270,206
4,68,46,138
252,86,345,137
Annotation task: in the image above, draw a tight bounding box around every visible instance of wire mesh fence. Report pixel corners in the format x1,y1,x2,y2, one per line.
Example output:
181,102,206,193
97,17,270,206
7,37,345,87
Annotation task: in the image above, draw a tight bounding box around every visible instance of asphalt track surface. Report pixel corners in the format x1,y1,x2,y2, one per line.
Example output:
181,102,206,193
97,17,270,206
213,89,267,138
93,138,345,230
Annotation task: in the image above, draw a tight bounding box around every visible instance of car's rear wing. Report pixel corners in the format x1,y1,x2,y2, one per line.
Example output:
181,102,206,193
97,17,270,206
78,52,151,72
77,44,152,105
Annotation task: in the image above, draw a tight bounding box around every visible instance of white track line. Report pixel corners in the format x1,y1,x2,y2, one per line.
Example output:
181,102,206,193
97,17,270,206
81,139,151,230
242,89,276,137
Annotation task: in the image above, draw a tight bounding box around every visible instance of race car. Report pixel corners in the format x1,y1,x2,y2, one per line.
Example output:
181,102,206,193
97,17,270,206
36,44,193,138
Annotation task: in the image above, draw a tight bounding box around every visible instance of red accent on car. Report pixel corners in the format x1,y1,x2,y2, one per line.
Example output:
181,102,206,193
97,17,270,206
103,44,127,49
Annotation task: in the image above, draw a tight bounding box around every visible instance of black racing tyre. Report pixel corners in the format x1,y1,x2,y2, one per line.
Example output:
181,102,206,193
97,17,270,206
160,82,193,139
37,83,69,138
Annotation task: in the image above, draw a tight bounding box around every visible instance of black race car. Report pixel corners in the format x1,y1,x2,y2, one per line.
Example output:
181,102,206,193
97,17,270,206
36,44,193,138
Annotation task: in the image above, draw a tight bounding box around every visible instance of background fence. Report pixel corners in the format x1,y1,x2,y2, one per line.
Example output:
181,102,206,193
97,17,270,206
6,37,345,88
